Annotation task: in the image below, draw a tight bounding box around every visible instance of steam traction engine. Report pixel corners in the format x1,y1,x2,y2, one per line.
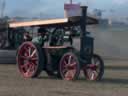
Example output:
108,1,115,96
10,6,104,81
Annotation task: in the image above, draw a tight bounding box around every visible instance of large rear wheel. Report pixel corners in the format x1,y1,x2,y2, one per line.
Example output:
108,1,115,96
17,42,44,78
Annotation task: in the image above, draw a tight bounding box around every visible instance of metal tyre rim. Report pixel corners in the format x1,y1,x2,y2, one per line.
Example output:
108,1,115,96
17,42,39,78
83,54,104,81
59,52,80,80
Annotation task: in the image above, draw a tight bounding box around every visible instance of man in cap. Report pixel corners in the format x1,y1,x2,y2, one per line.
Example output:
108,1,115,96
23,31,32,42
32,27,47,46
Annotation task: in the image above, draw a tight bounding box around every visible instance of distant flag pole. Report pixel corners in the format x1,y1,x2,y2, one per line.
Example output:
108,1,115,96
70,0,72,4
1,0,6,18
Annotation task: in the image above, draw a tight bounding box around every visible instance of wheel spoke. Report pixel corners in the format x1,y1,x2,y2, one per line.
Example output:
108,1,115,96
65,55,73,67
85,68,98,80
91,71,98,80
24,52,29,57
24,46,29,56
69,62,76,67
67,68,76,76
70,70,76,77
90,73,95,80
95,61,100,67
31,49,36,57
91,58,95,64
64,70,74,80
20,63,29,70
28,47,32,56
25,69,31,77
31,59,38,66
65,62,76,70
64,60,67,65
65,71,71,78
95,66,100,73
31,57,38,61
19,55,27,59
24,63,35,75
68,55,72,65
29,63,36,72
24,46,28,51
93,59,101,71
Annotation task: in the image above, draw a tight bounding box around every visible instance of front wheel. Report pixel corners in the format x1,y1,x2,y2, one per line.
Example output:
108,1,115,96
83,54,104,81
59,52,80,80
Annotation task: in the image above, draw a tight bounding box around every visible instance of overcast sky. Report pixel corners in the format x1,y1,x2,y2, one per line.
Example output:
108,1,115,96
2,0,128,18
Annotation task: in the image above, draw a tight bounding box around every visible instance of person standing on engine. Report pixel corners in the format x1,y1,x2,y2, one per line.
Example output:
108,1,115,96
23,31,32,41
32,28,47,46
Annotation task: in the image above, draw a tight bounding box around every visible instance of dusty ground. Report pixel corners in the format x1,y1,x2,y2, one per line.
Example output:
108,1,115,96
0,59,128,96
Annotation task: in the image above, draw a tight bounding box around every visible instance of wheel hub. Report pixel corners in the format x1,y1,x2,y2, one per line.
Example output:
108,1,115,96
87,64,97,70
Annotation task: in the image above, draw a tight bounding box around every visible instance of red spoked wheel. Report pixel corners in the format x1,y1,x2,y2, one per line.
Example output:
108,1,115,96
59,52,80,80
17,42,44,78
83,54,104,81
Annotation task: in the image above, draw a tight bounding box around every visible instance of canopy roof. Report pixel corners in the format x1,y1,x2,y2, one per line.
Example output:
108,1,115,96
9,16,98,28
